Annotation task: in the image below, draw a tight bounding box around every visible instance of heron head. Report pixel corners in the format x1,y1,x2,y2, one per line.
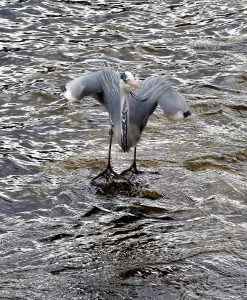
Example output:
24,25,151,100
120,71,140,92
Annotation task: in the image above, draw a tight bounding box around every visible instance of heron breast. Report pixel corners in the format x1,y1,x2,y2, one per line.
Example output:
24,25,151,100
121,100,128,152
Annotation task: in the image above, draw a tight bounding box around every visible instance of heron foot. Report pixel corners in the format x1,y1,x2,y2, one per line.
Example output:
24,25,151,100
120,163,141,177
91,165,123,182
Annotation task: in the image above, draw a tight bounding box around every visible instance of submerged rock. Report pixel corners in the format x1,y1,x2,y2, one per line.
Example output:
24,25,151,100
91,177,163,199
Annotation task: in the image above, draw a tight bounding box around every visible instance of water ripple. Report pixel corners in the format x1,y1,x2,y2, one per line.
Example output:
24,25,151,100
0,0,247,299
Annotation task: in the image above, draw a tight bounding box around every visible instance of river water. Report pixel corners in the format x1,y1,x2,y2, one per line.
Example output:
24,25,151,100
0,0,247,299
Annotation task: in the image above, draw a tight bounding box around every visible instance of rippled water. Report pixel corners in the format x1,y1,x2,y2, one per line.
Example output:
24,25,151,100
0,0,247,299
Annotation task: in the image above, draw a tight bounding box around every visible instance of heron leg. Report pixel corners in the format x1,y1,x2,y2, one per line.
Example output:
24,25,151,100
92,128,120,181
121,147,140,176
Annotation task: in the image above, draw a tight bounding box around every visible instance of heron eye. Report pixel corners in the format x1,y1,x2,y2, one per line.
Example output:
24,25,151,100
120,72,128,82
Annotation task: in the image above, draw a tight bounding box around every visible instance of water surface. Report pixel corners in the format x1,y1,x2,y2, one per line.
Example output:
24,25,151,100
0,0,246,299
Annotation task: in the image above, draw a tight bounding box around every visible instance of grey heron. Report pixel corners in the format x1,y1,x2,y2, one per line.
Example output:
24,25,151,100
61,67,191,179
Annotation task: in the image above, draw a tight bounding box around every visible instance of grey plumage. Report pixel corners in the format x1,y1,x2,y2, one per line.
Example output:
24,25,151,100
62,71,102,103
61,67,191,176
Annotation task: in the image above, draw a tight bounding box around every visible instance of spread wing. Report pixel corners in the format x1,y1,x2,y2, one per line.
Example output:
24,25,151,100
100,65,121,126
129,77,170,130
129,76,189,131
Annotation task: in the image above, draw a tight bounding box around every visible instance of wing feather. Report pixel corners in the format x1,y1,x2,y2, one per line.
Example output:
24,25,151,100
99,63,121,126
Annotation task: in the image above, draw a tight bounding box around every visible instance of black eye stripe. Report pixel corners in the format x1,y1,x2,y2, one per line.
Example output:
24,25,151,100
120,72,128,81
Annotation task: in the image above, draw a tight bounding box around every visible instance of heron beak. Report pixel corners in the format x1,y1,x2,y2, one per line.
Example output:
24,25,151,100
128,80,140,91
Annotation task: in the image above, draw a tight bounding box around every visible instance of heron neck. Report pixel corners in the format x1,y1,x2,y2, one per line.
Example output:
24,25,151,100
120,88,130,152
120,88,131,118
120,84,130,104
